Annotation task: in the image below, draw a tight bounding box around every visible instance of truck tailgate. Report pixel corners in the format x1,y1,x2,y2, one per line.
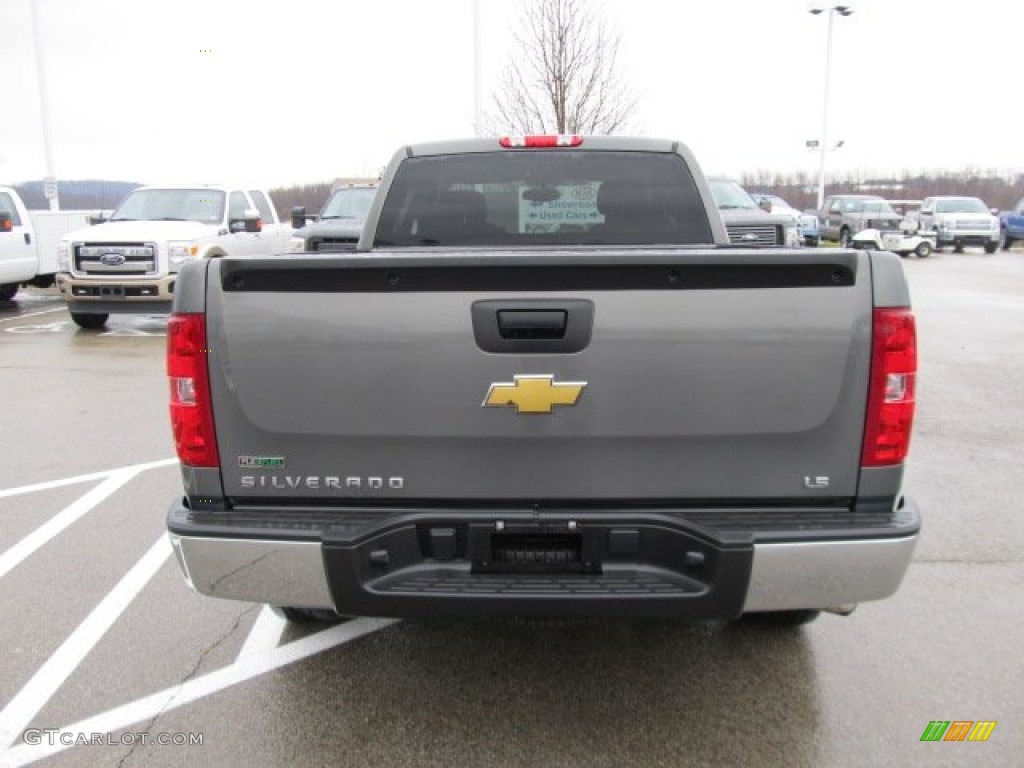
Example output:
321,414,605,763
205,250,870,502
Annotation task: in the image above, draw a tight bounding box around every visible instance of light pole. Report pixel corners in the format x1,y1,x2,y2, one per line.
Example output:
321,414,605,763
809,5,853,210
29,0,60,210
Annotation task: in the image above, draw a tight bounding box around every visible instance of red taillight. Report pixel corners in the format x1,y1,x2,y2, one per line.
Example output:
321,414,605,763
862,307,917,467
167,313,219,467
499,135,583,148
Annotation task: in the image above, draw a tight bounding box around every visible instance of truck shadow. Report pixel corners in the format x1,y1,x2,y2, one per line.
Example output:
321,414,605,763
259,617,823,767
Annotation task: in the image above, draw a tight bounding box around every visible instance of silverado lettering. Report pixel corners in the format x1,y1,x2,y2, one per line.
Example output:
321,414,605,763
239,476,405,490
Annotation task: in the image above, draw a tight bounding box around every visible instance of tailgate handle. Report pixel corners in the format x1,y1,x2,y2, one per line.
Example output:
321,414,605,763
497,310,567,339
472,299,593,354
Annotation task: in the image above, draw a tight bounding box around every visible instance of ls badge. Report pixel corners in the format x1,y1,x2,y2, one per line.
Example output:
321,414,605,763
483,375,586,414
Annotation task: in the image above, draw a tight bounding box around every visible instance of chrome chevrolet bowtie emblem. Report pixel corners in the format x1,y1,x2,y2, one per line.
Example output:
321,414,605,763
483,375,586,414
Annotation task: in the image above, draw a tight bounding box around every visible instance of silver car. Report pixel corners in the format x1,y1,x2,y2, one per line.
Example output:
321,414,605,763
751,193,820,247
819,195,902,247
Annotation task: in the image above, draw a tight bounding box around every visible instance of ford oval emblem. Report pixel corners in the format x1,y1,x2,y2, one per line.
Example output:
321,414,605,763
100,252,126,266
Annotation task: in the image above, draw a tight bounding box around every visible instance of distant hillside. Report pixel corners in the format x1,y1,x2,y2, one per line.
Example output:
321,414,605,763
14,180,141,210
11,178,334,217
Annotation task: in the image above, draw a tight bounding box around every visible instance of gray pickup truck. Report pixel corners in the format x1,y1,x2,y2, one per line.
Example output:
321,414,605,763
289,183,378,252
166,135,920,626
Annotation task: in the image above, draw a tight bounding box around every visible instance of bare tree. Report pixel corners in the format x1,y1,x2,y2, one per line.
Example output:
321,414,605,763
268,182,333,218
490,0,633,135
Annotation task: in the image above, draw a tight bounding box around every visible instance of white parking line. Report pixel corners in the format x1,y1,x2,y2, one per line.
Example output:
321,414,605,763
0,535,173,750
0,458,177,499
0,469,140,582
0,307,66,325
0,456,400,766
1,617,399,766
235,605,287,662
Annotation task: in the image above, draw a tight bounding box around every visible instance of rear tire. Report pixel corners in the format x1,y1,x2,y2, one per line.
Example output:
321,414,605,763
984,242,998,254
953,242,964,253
915,241,933,258
71,312,108,329
270,606,346,623
1000,230,1014,250
0,283,18,301
737,610,821,626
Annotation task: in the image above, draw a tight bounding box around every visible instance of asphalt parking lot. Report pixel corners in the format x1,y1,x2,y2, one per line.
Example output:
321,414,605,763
0,249,1021,767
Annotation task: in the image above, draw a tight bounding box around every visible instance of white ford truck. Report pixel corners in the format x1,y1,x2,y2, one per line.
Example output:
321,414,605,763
0,186,94,301
166,135,920,626
917,196,999,253
57,185,291,328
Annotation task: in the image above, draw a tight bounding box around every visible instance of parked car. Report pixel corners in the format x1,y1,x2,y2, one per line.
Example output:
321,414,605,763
707,178,800,247
750,193,820,246
998,197,1024,250
918,196,999,253
818,195,902,246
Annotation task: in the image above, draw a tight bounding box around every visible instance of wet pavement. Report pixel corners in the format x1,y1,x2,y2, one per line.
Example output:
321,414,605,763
0,250,1021,767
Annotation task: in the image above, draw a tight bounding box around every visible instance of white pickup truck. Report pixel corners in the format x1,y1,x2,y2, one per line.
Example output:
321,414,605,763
56,185,291,328
0,186,95,302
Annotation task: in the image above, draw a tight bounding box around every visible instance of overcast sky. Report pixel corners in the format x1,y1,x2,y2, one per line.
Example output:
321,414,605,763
1,0,1020,189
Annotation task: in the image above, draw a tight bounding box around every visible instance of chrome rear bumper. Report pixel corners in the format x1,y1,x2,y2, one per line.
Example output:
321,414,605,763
168,497,919,616
741,534,917,613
